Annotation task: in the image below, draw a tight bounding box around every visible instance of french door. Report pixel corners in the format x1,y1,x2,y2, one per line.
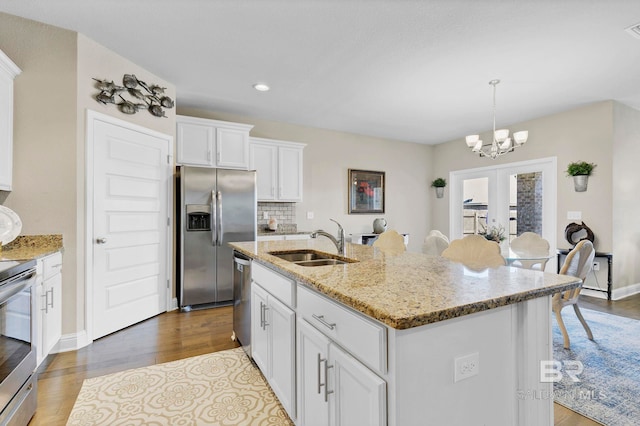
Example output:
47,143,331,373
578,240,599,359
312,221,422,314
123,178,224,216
449,157,557,270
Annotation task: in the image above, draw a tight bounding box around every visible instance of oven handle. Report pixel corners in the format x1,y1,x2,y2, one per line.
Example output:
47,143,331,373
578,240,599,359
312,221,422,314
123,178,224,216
0,270,35,304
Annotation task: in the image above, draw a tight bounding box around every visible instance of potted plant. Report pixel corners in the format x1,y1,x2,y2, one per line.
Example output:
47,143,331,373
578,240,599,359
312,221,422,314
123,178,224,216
479,223,506,243
566,161,596,192
431,177,446,198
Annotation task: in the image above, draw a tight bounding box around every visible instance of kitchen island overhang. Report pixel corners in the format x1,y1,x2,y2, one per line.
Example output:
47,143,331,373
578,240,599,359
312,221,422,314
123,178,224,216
230,239,580,426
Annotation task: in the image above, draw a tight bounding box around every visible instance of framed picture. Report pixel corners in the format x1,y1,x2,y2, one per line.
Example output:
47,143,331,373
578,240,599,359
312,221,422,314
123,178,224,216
348,169,385,214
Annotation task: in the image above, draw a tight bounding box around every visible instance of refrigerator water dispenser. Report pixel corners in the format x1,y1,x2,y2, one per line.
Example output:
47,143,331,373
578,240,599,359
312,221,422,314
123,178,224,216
186,204,211,231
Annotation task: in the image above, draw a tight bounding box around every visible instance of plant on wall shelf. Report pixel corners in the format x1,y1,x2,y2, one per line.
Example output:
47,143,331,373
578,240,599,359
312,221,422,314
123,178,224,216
566,161,596,192
431,178,446,198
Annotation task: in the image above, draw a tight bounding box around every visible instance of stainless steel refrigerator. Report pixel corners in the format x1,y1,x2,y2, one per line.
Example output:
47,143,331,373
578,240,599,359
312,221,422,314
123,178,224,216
177,166,256,310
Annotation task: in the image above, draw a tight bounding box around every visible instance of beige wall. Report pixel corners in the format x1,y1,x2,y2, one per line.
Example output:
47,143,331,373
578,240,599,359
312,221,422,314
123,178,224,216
178,107,433,252
431,101,636,291
0,13,80,333
612,102,640,292
432,101,613,250
0,13,176,341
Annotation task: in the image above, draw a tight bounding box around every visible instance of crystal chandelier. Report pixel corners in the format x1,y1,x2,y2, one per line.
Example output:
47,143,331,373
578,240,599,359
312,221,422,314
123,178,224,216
465,79,528,159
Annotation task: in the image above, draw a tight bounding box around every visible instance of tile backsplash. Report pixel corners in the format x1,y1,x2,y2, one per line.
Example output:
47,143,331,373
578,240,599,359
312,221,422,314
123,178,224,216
257,202,297,230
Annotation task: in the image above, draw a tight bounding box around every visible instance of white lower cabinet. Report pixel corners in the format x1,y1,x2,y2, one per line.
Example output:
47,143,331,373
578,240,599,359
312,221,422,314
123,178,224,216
251,272,296,420
297,318,386,426
35,252,63,367
250,262,386,425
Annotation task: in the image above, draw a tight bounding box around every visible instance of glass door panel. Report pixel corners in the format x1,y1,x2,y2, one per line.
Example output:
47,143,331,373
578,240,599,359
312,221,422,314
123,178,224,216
462,177,489,236
449,158,557,271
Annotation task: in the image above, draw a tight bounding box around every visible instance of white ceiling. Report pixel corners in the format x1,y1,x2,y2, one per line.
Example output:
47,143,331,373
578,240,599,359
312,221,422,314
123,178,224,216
2,0,640,145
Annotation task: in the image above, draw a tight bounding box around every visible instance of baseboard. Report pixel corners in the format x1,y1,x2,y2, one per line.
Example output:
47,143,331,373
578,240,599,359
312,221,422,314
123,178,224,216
53,330,91,353
611,282,640,300
170,297,178,311
582,283,640,301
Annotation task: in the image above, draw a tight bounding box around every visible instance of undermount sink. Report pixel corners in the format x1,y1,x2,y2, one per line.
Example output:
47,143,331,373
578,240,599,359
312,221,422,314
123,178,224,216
268,250,357,267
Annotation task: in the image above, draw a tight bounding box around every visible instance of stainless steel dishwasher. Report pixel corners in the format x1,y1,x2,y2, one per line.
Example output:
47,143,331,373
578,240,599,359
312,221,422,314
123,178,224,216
232,252,252,357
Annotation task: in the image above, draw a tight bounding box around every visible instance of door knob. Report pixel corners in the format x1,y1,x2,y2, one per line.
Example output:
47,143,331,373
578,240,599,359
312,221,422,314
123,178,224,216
96,237,108,244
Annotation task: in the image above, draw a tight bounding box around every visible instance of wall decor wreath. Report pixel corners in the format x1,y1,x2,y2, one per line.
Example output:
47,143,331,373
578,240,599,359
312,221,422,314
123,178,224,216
93,74,174,118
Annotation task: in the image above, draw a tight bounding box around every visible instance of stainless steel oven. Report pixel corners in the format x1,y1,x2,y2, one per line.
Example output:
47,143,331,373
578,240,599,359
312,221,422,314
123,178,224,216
0,259,37,426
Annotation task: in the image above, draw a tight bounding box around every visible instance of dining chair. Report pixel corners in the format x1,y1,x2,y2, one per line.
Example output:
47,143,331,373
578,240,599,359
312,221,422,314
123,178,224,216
553,239,595,349
427,229,449,243
372,230,406,253
509,232,551,270
422,234,449,256
441,234,506,270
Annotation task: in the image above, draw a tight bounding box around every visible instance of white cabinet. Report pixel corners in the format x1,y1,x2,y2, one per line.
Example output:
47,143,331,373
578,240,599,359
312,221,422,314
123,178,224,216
297,318,386,426
251,263,296,419
35,252,63,367
249,137,305,202
176,115,253,169
0,49,21,191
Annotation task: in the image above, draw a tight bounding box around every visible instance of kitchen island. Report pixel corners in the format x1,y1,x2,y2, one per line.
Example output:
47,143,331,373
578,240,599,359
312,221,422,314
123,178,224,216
230,239,580,426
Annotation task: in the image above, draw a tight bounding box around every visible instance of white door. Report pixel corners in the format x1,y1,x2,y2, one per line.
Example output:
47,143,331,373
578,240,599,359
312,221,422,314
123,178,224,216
251,284,269,373
269,295,296,418
90,113,171,339
330,343,386,426
297,318,330,426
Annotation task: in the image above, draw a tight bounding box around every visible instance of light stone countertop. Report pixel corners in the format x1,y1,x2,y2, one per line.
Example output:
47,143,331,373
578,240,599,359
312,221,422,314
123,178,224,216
229,239,581,330
0,234,63,260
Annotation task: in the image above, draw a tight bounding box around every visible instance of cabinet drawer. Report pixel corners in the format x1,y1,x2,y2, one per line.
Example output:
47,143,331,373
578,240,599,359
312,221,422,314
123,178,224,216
297,284,387,374
42,252,62,280
252,262,295,308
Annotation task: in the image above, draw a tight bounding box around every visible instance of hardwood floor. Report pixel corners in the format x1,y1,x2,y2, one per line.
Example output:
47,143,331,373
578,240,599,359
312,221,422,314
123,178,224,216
29,294,640,425
29,307,239,425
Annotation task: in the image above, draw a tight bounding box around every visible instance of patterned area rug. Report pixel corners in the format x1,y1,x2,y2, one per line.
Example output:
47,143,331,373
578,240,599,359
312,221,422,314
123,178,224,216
66,347,293,426
553,308,640,426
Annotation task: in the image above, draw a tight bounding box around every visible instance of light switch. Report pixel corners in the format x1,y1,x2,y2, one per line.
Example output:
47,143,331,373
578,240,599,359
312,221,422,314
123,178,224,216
567,211,582,220
307,211,314,219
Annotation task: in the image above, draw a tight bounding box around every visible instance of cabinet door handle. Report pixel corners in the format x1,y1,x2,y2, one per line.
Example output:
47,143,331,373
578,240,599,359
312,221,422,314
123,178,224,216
47,288,54,309
312,314,336,330
41,293,49,314
324,359,334,402
262,304,269,329
259,302,264,329
317,353,324,395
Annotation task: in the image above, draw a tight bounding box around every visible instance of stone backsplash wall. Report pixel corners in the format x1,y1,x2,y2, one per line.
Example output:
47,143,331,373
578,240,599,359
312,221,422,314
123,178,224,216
257,202,297,230
516,172,543,235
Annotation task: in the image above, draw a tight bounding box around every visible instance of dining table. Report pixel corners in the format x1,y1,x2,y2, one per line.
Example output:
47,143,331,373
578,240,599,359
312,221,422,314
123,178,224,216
502,247,554,270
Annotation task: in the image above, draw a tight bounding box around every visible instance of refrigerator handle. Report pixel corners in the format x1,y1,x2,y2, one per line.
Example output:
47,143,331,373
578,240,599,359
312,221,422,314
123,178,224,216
217,191,223,246
211,190,217,246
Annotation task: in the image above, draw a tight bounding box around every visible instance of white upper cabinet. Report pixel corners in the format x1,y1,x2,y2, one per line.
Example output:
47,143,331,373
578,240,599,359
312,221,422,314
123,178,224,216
0,49,21,191
176,115,253,169
250,137,305,202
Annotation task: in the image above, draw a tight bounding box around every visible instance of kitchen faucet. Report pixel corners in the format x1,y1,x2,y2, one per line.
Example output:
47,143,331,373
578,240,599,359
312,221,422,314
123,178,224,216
311,218,345,255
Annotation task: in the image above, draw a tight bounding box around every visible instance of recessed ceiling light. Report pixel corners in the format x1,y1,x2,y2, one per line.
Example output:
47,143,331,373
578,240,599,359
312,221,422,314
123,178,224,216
253,83,270,92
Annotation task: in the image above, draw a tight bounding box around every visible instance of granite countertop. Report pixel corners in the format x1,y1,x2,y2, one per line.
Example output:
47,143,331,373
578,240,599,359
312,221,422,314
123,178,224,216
257,230,312,236
1,234,64,260
229,239,581,330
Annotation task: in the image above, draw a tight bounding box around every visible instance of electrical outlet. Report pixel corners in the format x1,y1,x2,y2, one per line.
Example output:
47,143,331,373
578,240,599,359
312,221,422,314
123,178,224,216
454,352,479,382
263,212,269,220
593,262,600,271
567,211,582,220
307,211,314,219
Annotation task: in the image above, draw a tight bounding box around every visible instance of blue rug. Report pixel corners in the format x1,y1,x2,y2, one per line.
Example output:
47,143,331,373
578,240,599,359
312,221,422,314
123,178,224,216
552,308,640,425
